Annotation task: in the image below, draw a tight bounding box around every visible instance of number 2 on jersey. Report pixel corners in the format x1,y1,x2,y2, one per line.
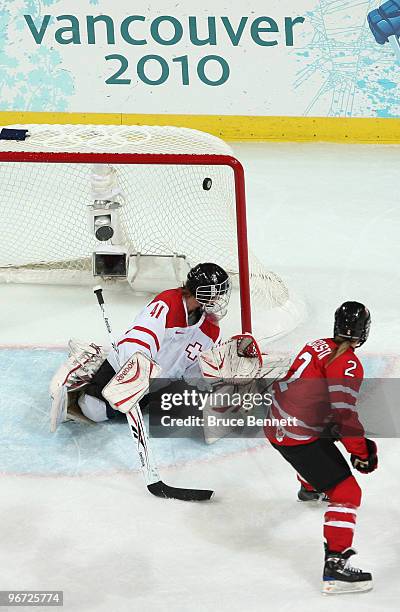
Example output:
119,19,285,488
344,360,357,377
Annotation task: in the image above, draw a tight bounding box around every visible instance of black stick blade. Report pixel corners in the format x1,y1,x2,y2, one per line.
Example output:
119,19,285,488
147,480,214,502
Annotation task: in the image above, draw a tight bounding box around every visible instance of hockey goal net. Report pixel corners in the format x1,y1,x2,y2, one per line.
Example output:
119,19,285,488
0,124,295,335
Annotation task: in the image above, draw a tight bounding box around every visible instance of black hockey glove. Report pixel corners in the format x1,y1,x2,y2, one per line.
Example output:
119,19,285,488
351,438,378,474
322,421,341,441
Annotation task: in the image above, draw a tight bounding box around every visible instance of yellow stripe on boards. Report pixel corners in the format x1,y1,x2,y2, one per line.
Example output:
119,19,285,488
0,111,399,143
0,111,121,126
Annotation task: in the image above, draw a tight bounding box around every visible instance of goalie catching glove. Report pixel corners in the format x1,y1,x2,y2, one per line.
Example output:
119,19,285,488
102,352,162,413
199,334,291,443
199,334,263,383
199,333,290,389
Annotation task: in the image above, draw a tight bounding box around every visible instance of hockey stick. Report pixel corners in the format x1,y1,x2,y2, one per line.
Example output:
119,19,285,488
93,286,214,502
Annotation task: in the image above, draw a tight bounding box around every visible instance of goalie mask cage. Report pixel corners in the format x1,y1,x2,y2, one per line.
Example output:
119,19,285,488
0,124,291,335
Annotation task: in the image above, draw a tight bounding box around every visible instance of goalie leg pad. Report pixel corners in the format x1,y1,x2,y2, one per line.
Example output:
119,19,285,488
50,385,68,433
50,386,96,431
49,339,106,398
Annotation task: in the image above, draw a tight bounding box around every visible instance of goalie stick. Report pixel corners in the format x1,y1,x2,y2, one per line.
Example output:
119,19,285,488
93,286,214,502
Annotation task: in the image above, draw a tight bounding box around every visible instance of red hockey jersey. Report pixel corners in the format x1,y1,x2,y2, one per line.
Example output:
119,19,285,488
265,338,368,458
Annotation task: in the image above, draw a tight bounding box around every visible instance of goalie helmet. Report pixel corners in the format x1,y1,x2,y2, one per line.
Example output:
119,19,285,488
186,262,231,320
334,301,371,347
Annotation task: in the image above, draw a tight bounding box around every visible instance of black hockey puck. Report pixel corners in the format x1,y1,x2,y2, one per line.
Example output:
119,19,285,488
203,178,212,191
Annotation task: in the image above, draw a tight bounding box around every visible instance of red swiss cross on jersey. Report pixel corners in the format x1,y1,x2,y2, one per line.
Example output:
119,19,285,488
185,342,203,362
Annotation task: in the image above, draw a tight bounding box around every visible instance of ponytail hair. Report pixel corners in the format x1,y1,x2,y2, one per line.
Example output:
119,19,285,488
327,338,353,366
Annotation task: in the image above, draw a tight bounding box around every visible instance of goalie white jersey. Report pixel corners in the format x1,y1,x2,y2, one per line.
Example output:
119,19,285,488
107,288,221,380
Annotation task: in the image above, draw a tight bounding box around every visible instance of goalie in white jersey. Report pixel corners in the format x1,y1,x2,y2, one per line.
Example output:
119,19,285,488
50,262,231,428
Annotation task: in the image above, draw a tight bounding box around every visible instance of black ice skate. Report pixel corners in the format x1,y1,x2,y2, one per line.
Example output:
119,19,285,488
297,484,328,503
323,547,373,594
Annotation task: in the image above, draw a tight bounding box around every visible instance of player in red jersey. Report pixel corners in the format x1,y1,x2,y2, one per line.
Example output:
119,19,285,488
265,302,377,595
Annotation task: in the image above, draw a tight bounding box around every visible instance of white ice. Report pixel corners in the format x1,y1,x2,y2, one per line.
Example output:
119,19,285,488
1,143,399,611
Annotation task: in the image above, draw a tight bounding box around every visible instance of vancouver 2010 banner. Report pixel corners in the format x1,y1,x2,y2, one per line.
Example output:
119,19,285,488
1,1,399,117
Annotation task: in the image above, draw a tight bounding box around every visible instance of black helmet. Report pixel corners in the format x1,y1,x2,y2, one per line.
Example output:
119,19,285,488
186,262,231,320
334,301,371,346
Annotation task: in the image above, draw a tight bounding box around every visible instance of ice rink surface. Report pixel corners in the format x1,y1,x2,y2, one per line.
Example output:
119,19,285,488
1,143,399,611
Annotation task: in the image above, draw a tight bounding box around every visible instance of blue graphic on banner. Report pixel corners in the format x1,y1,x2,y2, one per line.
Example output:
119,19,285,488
293,1,399,117
368,1,400,62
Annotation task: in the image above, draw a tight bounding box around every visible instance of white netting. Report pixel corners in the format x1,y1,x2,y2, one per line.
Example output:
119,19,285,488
0,124,233,155
0,124,289,316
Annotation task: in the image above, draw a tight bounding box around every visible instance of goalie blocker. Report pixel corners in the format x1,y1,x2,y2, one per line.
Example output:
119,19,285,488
102,352,161,413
